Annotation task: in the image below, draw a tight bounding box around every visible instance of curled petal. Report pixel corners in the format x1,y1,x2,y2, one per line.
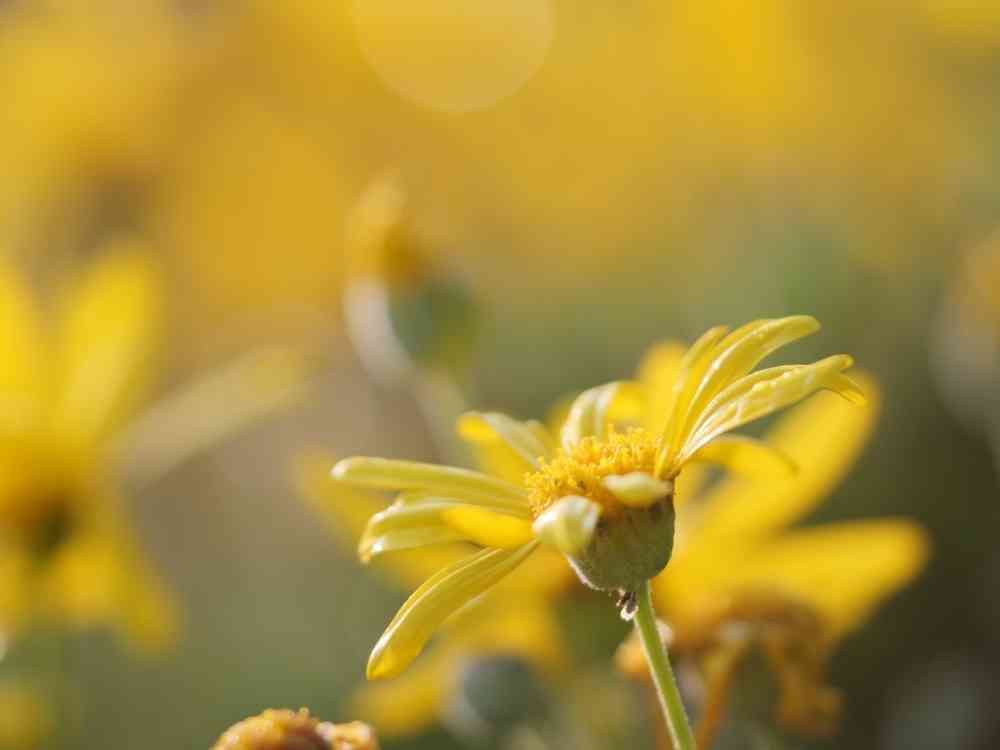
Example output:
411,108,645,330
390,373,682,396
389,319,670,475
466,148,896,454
684,356,863,462
457,411,551,471
657,325,731,475
684,316,820,436
359,500,467,562
368,544,537,679
561,383,622,453
532,496,601,555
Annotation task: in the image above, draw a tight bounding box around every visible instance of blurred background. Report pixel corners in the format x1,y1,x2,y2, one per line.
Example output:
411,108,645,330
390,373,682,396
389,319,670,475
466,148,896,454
1,1,1000,748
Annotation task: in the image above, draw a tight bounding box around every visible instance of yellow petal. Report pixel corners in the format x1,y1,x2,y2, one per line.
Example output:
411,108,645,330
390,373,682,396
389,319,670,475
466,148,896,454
0,259,45,406
684,355,862,460
440,506,535,548
688,435,796,479
657,325,731,475
685,375,880,546
457,412,551,481
361,501,467,562
298,454,472,588
683,316,820,439
360,498,530,561
603,472,674,508
53,247,165,446
351,643,453,736
635,341,686,433
454,598,566,672
117,348,310,491
560,382,622,453
332,457,530,510
719,521,928,640
532,495,601,554
297,453,392,544
41,526,178,654
368,543,537,679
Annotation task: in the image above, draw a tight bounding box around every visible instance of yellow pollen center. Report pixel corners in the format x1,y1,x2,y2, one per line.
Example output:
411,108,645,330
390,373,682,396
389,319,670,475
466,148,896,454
525,427,660,517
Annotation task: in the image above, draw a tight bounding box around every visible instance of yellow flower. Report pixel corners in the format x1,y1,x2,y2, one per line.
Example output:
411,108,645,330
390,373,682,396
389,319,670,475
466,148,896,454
298,457,569,737
611,343,929,739
0,244,307,652
331,316,861,681
211,708,379,750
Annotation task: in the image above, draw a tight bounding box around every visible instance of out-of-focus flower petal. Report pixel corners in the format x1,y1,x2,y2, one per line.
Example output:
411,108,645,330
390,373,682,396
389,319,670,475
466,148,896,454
52,246,164,448
688,435,796,479
691,375,879,546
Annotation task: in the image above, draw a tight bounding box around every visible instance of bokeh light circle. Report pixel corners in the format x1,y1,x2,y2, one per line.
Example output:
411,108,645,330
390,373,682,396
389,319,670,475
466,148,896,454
350,0,555,113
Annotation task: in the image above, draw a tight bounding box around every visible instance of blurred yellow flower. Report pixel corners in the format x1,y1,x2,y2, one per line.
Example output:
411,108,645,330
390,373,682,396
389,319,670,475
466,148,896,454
329,316,860,685
611,344,929,739
0,243,308,653
0,1,204,246
0,243,176,652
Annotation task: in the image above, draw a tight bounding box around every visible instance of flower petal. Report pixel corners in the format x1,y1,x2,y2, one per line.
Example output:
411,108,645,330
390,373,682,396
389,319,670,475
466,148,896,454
657,325,731,474
332,458,530,510
561,382,622,453
688,435,797,479
440,506,535,548
721,521,929,640
683,316,820,437
532,496,601,554
684,355,862,460
118,348,309,491
351,643,453,736
457,411,551,479
53,247,165,446
603,472,674,508
0,259,45,405
360,500,468,562
635,341,686,433
368,543,538,679
683,375,880,546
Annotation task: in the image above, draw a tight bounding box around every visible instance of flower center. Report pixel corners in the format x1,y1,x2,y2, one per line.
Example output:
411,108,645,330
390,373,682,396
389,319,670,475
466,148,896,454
525,427,660,517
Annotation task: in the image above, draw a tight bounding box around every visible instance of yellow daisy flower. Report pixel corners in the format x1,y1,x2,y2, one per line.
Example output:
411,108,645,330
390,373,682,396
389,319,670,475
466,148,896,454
611,343,929,740
0,244,306,652
299,458,569,737
332,316,862,682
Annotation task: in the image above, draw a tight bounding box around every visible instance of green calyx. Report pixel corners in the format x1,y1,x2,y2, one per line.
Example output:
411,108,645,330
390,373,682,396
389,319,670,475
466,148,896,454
565,495,675,593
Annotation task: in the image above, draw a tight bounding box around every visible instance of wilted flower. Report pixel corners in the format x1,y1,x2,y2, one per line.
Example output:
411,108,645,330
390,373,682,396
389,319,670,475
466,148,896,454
331,316,861,681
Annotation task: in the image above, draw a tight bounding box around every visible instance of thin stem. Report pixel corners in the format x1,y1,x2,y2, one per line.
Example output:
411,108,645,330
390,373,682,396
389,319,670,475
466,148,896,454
634,580,697,750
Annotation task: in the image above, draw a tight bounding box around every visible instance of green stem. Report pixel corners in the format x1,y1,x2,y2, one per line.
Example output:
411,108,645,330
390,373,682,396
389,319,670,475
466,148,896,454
634,580,696,750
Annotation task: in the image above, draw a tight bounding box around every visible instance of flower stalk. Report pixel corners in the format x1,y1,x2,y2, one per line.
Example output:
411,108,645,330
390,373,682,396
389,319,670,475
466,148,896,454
634,580,696,750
